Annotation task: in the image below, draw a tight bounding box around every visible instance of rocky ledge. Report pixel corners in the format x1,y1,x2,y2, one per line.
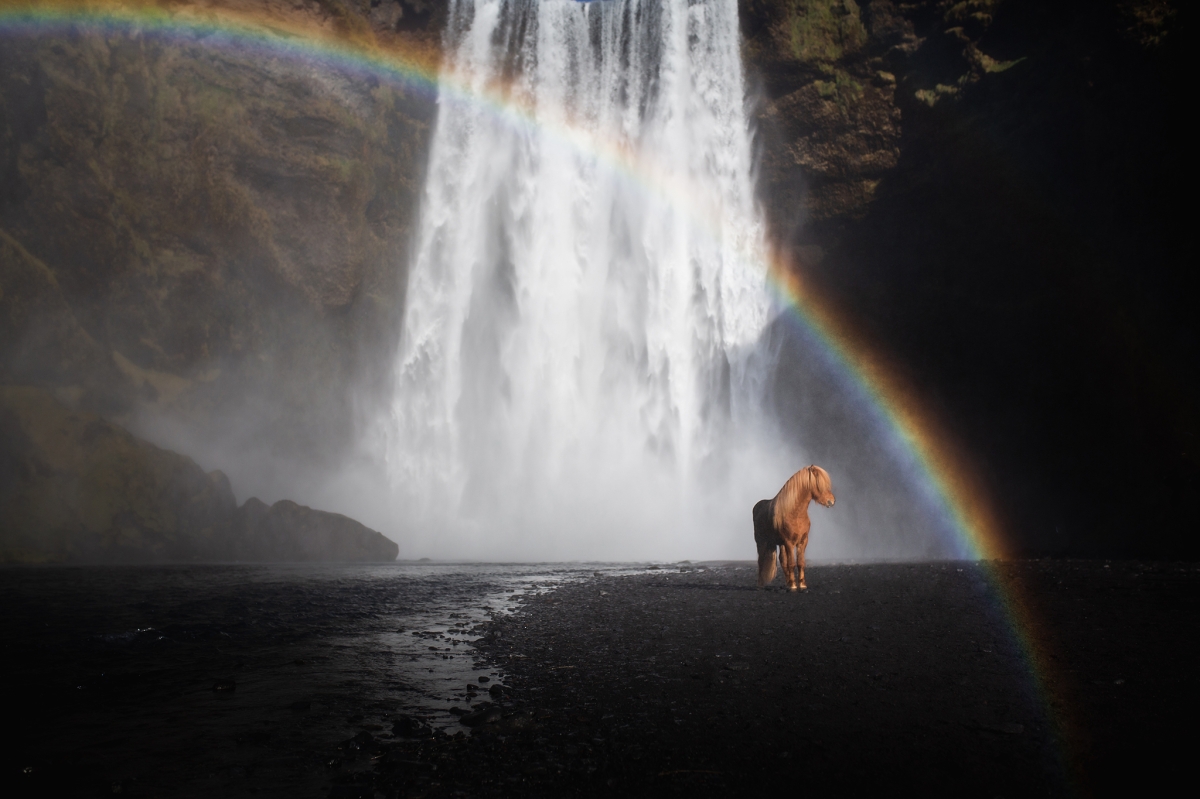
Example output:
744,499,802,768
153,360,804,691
0,385,397,563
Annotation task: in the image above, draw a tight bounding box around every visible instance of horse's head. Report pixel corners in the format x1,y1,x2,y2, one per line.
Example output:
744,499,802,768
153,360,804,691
810,465,835,508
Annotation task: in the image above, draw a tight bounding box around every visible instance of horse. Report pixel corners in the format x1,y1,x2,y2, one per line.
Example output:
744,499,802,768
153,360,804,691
753,465,835,591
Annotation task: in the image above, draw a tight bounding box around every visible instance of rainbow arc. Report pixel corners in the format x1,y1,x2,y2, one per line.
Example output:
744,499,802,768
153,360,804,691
1,0,1072,778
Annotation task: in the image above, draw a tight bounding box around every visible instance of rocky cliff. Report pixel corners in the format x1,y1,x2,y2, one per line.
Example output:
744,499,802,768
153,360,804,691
0,0,442,470
0,385,398,562
741,0,1189,556
0,0,435,562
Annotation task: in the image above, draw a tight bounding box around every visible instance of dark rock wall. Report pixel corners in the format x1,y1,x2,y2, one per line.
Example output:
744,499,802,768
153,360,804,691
742,0,1190,556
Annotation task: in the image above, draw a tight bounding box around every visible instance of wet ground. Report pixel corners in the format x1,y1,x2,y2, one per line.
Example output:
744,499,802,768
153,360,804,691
0,563,618,797
4,560,1195,797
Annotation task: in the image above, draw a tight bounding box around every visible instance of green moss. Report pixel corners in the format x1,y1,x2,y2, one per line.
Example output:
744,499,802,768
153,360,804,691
784,0,867,63
814,69,864,115
981,55,1026,73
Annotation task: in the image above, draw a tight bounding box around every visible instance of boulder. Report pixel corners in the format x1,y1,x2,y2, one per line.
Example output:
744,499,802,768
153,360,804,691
233,497,399,563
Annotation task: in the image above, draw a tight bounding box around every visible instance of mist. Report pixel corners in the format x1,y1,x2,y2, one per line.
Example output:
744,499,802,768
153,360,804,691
87,0,967,564
285,0,964,563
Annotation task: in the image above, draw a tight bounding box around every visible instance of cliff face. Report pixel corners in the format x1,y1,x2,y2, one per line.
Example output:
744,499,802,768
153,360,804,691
740,0,1189,555
0,0,442,469
0,0,436,561
0,385,398,562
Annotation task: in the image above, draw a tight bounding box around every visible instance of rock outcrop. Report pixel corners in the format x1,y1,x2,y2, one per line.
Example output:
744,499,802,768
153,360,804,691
232,497,398,563
741,0,1189,556
0,386,397,563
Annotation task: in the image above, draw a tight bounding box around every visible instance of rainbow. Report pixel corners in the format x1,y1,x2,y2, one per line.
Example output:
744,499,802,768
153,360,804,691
2,0,1074,781
0,1,1003,554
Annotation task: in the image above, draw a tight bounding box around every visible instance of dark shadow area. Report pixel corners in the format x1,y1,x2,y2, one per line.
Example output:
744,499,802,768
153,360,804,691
745,0,1191,558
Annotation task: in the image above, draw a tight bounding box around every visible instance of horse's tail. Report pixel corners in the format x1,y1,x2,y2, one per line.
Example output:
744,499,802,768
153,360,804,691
753,498,777,588
757,546,778,588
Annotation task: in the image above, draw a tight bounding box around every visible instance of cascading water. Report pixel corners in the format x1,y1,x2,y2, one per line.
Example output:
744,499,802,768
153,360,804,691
386,0,795,560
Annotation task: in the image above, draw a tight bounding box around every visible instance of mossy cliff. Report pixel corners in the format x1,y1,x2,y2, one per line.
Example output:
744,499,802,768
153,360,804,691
0,0,443,462
741,0,1189,556
0,385,398,562
0,0,438,561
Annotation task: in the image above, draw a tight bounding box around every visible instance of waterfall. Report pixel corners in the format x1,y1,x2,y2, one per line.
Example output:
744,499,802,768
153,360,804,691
387,0,789,560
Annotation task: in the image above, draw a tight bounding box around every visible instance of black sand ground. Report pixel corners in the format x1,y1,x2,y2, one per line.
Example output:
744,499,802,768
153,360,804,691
5,561,1195,798
362,561,1194,798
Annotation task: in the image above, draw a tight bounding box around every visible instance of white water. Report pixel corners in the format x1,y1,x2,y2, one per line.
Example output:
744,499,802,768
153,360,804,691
385,0,797,560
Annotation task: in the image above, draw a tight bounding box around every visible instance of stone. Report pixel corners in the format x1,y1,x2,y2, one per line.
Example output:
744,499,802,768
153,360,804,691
232,497,398,562
391,715,432,738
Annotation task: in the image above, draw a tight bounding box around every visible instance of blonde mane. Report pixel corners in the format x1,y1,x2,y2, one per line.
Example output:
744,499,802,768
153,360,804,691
773,465,831,528
756,464,835,591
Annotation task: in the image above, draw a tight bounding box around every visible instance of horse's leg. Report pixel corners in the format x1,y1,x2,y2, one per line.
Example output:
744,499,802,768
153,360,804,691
780,543,797,591
797,533,809,590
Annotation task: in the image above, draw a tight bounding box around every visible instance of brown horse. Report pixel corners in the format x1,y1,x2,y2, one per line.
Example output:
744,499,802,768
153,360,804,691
753,465,835,591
